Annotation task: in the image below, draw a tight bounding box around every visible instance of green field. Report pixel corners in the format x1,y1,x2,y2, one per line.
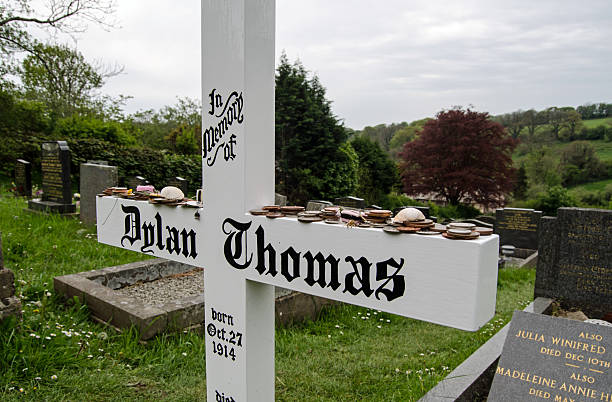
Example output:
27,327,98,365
582,117,612,129
0,190,536,401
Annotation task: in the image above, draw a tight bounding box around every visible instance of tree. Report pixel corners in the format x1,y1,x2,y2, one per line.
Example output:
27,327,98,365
399,108,517,208
524,146,561,189
350,136,398,205
357,122,408,152
496,110,525,139
388,118,430,160
0,0,115,75
275,54,356,204
559,141,605,186
20,43,112,117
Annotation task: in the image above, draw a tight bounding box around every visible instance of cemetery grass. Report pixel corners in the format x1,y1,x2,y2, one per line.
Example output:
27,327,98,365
0,191,535,401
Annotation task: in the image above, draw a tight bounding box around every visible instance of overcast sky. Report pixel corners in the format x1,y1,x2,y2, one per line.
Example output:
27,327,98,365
63,0,612,129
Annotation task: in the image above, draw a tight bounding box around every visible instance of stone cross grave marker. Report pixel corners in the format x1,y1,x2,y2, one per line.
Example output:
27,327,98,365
14,159,32,197
96,1,499,400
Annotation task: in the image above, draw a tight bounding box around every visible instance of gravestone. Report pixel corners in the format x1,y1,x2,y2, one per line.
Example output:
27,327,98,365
335,196,365,209
87,160,108,165
274,193,287,207
167,176,189,196
14,159,32,197
0,232,22,322
126,176,148,190
79,163,118,225
306,200,332,211
28,141,76,214
494,208,542,250
96,1,499,399
488,310,612,401
535,207,611,317
393,205,430,218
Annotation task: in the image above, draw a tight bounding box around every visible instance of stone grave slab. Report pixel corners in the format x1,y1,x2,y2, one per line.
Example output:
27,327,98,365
305,200,332,211
535,207,611,317
0,232,22,322
126,175,148,190
80,163,118,225
14,159,32,197
54,259,339,339
28,141,76,214
488,310,612,401
167,176,189,196
494,207,542,250
335,196,365,209
274,193,287,206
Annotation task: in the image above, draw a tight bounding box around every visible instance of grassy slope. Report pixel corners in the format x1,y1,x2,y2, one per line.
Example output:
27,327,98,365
0,190,535,401
582,116,612,129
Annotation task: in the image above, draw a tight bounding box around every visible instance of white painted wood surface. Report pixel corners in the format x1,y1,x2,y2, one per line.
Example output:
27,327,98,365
96,1,500,400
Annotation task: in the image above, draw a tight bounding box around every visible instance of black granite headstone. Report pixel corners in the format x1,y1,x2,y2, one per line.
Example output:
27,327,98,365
488,310,612,402
14,159,32,197
126,176,148,190
535,207,611,317
167,176,189,196
27,141,76,214
334,196,365,209
494,208,542,249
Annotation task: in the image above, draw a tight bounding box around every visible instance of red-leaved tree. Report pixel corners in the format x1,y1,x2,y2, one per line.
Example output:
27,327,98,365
399,108,517,208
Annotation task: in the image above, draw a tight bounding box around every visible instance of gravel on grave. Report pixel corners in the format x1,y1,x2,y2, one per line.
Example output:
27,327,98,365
115,268,293,307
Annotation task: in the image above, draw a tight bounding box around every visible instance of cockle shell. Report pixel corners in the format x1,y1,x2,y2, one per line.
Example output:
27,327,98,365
392,207,425,224
160,186,184,201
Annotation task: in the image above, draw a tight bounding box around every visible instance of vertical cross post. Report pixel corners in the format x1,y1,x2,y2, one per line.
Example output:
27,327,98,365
201,1,276,400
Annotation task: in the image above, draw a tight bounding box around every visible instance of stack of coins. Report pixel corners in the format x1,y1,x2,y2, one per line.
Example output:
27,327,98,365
320,206,340,223
297,211,323,223
280,206,304,215
363,209,392,225
443,228,480,240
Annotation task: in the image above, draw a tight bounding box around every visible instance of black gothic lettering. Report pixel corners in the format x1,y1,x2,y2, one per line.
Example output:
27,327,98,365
343,256,374,297
180,229,198,258
222,218,252,269
202,89,244,166
166,226,181,255
121,204,141,247
375,258,405,301
280,247,301,282
255,226,276,276
155,213,164,251
140,222,155,254
303,251,341,290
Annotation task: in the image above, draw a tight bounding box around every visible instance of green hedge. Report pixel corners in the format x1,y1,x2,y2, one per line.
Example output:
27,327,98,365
68,138,201,196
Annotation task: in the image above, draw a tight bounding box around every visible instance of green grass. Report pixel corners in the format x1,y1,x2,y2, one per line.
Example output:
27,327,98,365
569,178,612,192
0,189,536,401
582,117,612,129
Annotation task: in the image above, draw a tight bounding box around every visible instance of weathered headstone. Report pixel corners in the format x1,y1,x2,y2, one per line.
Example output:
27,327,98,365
28,141,76,214
306,200,332,211
274,193,287,207
14,159,32,197
535,207,611,317
126,176,148,190
87,160,108,165
168,176,189,196
335,196,365,209
0,232,22,322
488,310,612,401
79,163,118,225
494,208,542,250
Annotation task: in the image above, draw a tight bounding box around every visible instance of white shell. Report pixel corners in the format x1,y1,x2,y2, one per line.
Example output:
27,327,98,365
393,207,425,223
160,186,184,201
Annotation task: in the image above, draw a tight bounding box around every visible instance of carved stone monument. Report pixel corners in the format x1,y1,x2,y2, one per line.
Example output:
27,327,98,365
494,207,542,250
80,163,118,225
535,207,611,317
0,232,22,322
14,159,32,197
28,141,76,214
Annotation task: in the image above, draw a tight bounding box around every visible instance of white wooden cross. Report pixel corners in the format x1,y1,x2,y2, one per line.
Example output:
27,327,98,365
97,1,499,400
